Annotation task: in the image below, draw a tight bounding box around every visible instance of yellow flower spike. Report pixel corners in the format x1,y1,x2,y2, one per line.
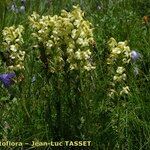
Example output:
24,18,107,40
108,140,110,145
2,25,25,71
107,37,132,97
28,6,95,72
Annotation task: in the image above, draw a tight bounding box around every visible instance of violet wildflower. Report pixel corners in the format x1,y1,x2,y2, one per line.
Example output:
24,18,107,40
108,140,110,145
0,73,16,88
20,5,25,13
131,50,140,61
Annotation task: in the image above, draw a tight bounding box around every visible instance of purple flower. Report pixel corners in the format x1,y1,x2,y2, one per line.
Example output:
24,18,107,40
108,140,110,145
0,73,16,87
131,50,140,61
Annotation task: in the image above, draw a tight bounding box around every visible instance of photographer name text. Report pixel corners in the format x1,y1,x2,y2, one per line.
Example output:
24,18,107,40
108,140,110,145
0,141,91,147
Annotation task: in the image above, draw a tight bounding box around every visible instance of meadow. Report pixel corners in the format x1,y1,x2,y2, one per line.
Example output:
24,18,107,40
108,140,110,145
0,0,150,150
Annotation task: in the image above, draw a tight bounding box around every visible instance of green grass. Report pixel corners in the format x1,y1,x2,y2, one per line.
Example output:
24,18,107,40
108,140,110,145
0,0,150,150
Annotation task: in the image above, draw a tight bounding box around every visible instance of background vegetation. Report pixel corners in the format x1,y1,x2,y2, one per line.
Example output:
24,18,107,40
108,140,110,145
0,0,150,149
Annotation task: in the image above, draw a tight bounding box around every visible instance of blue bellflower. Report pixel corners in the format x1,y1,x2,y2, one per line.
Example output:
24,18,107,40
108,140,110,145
0,73,16,88
131,50,140,61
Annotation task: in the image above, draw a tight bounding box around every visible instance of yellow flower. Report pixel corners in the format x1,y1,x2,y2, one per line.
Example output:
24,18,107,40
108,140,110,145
72,5,84,20
10,45,17,52
84,63,95,71
10,53,16,59
108,89,117,98
67,48,74,54
70,63,77,70
122,73,127,80
122,58,130,64
120,86,130,95
76,38,83,45
46,40,54,49
61,10,69,17
112,47,121,54
82,50,91,60
113,75,119,81
117,41,127,49
71,29,77,39
116,67,125,74
74,19,81,27
108,37,117,48
113,74,126,82
2,25,25,71
75,49,82,60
